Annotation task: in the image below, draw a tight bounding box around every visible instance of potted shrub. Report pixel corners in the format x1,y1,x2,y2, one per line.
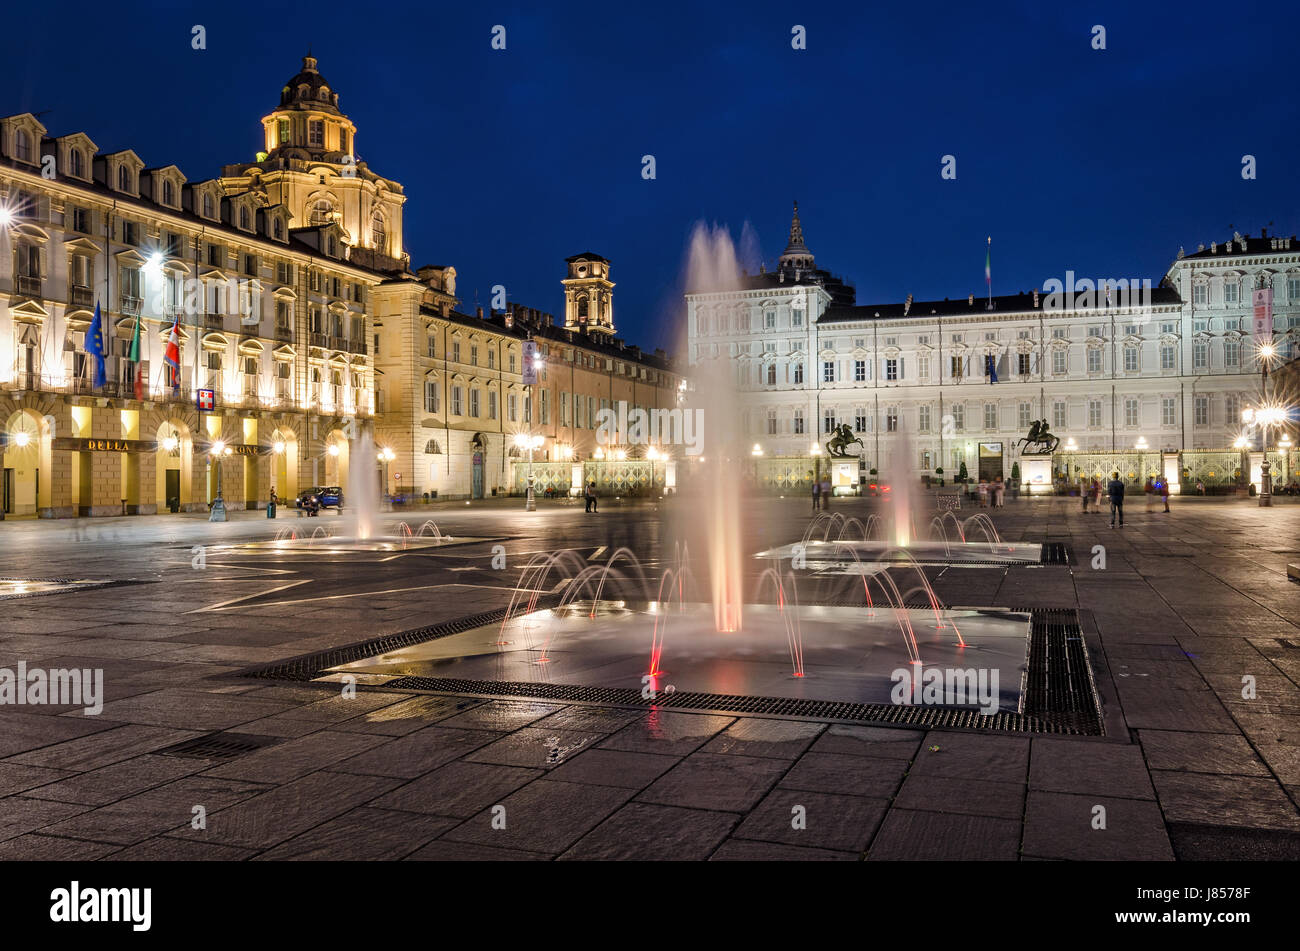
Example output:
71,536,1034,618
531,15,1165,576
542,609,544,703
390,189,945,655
934,466,944,487
1009,462,1021,499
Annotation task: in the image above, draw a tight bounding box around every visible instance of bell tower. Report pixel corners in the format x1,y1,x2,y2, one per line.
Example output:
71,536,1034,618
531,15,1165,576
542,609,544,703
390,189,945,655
562,252,615,335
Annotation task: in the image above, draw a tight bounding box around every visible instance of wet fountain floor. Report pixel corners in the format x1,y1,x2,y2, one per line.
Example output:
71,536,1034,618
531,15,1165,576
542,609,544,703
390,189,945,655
216,535,494,553
757,539,1045,567
319,601,1031,712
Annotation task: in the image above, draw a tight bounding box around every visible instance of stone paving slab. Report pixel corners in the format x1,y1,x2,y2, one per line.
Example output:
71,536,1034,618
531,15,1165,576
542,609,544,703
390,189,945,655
733,788,889,852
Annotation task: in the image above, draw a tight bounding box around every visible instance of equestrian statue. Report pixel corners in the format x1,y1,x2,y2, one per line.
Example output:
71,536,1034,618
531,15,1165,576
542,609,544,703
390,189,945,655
1016,418,1059,455
825,423,865,458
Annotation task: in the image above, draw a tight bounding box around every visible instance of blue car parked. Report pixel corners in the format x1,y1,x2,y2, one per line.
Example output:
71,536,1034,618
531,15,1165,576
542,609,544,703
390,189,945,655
295,486,344,513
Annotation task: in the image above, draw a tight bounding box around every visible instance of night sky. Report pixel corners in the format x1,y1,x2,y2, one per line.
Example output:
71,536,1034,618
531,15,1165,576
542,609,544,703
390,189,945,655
4,0,1295,356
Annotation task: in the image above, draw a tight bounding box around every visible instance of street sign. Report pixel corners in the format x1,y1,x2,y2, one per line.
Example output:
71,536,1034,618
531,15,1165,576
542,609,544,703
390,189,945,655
197,388,215,412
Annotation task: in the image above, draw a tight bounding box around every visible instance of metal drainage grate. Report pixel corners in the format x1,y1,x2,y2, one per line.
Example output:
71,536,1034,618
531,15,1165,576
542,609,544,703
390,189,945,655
155,732,279,760
1039,542,1073,565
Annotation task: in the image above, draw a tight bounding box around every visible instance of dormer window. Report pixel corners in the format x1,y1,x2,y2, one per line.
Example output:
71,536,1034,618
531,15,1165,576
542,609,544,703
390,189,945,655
239,206,250,230
69,148,84,178
273,218,283,240
327,236,337,257
318,87,330,102
117,165,132,192
162,179,175,206
339,129,349,153
202,192,214,219
14,128,32,163
309,199,332,225
371,211,386,253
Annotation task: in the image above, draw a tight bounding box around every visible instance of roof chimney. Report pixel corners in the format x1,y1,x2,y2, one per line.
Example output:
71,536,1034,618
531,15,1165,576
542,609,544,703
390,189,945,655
504,308,514,329
476,306,483,319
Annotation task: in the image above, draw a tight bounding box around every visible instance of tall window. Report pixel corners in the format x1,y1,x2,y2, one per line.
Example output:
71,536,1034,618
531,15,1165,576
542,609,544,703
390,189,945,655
162,178,174,205
766,409,777,435
469,389,480,418
855,410,868,433
952,404,964,431
1124,398,1139,427
1160,345,1175,370
764,310,775,329
426,335,436,358
488,391,498,419
1194,395,1208,426
1017,353,1031,375
372,212,386,253
1053,400,1066,430
854,360,866,382
1223,280,1239,304
14,128,32,162
823,409,835,433
917,354,930,381
308,120,324,147
309,199,332,226
984,403,998,430
950,355,964,379
822,361,835,383
766,364,776,385
1123,346,1139,372
1087,348,1102,373
885,408,898,433
1018,402,1032,428
885,358,898,381
451,386,464,416
793,363,804,384
918,404,931,432
1162,397,1176,426
1225,393,1239,423
1052,350,1066,374
1224,339,1240,367
1088,399,1102,428
1193,283,1207,306
1193,342,1208,369
508,393,518,422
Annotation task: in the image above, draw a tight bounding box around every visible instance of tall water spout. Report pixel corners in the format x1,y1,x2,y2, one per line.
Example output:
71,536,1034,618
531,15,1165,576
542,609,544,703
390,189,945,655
348,430,379,541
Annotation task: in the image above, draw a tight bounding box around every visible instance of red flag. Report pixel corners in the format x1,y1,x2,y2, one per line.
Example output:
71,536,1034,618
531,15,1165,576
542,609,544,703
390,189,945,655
164,318,181,392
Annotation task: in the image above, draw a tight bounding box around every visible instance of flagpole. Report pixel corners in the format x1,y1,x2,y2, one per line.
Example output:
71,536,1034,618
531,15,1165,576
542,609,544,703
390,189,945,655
986,236,992,311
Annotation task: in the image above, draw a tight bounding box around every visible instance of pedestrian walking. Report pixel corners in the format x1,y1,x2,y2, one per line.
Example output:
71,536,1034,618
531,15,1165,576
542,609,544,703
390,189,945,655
993,476,1004,507
1196,479,1205,496
1092,478,1102,512
588,481,598,513
1108,472,1125,528
977,480,989,507
584,481,594,513
1160,476,1170,513
812,478,821,512
1081,479,1089,513
820,478,831,509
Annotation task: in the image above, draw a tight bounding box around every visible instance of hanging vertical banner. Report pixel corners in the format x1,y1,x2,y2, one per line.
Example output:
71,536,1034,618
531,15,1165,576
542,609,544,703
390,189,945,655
522,341,538,384
1253,286,1273,337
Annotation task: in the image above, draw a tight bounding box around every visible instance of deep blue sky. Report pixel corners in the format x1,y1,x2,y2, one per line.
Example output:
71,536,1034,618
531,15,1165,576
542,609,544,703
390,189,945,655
4,1,1295,355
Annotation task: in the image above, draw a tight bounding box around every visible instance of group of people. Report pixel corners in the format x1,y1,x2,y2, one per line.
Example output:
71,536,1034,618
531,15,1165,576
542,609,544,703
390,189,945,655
975,477,1007,507
583,481,599,513
810,477,833,511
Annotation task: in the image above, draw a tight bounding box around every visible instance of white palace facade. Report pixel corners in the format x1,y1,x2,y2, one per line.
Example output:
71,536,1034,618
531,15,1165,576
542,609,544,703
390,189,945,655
686,204,1299,490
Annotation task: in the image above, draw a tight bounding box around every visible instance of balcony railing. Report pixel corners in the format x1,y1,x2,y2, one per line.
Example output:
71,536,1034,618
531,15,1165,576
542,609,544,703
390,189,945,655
309,332,329,348
205,313,226,330
69,285,94,308
347,336,368,354
120,296,142,317
16,275,42,298
274,325,293,342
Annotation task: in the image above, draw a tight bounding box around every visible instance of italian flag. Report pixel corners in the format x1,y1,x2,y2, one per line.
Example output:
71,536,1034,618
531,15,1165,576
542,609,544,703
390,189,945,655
128,312,143,400
164,318,181,393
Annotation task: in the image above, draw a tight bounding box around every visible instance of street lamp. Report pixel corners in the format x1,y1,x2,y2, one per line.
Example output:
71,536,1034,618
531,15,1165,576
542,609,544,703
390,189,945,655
513,432,544,511
647,446,660,494
209,440,230,522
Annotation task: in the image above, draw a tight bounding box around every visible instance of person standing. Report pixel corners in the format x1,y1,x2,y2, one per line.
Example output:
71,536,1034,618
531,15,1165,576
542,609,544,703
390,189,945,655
820,477,832,509
588,481,598,513
584,481,594,513
1092,478,1103,512
812,477,821,512
977,480,989,507
1081,479,1089,513
1144,476,1154,511
1160,476,1171,513
1108,472,1125,528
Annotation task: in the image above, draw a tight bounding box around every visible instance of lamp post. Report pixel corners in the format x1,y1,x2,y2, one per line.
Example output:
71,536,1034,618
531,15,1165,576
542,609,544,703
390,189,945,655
646,446,660,496
514,433,543,511
208,440,231,522
1280,434,1293,488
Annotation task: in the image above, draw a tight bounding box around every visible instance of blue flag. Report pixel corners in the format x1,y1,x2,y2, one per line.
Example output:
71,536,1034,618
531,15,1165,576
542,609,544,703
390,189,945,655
86,300,106,388
986,354,998,383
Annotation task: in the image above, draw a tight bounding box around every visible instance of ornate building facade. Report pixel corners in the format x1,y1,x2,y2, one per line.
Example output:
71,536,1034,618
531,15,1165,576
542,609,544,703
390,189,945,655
0,57,683,515
686,205,1299,492
373,254,683,500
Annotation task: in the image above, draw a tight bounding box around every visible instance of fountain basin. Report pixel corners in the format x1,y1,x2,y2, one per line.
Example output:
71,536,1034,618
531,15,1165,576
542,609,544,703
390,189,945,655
216,535,494,554
317,600,1030,712
757,539,1045,567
